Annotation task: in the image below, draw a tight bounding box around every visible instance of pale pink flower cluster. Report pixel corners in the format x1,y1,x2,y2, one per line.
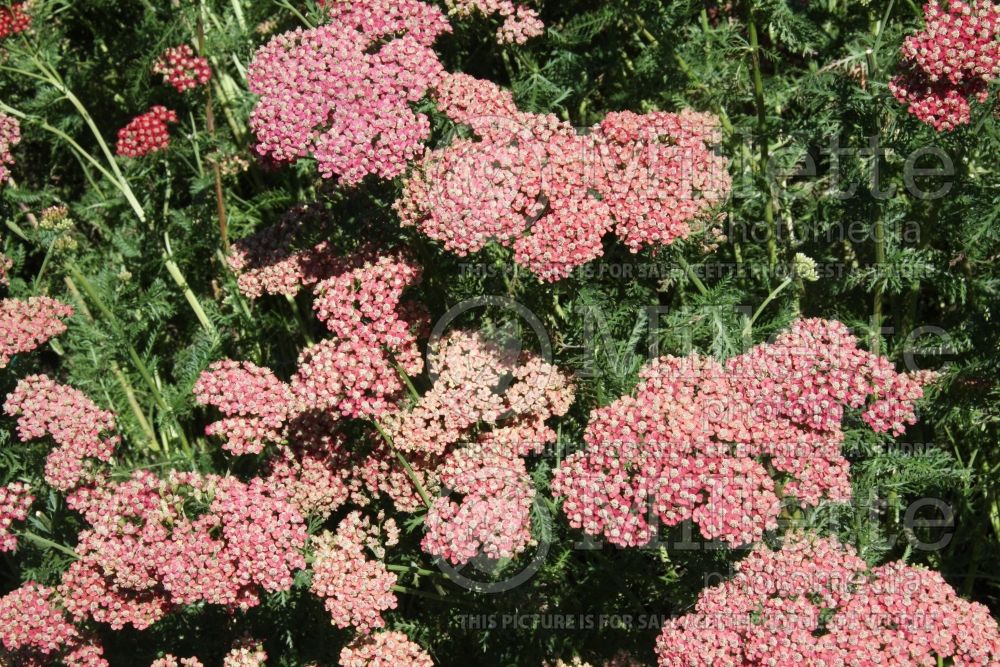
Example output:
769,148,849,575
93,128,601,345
446,0,544,44
339,631,434,667
58,471,306,629
422,441,536,564
0,295,74,367
890,1,1000,131
265,447,351,520
553,319,932,548
382,330,573,562
151,656,205,667
397,73,730,281
0,111,21,185
385,329,574,456
225,206,346,299
0,582,108,666
656,532,1000,666
153,44,211,93
222,640,268,667
4,375,120,493
310,511,400,632
247,0,450,184
0,481,33,552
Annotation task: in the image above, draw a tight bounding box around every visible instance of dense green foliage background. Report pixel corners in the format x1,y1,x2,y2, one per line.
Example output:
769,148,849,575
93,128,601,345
1,0,998,664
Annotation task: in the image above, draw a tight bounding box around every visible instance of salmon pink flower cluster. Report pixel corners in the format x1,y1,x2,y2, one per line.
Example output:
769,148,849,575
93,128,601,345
0,295,73,367
0,111,21,185
310,511,400,632
247,0,450,184
339,631,434,667
0,481,32,552
0,3,29,41
55,470,306,631
655,532,1000,666
153,45,212,93
397,73,730,281
890,1,1000,131
0,583,85,659
115,106,178,157
446,0,544,44
4,375,119,494
553,319,932,548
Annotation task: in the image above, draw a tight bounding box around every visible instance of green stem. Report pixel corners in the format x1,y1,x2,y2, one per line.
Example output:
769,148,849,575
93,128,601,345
743,277,794,338
872,215,886,354
372,419,432,509
748,17,778,270
20,531,78,559
164,236,218,337
674,255,710,297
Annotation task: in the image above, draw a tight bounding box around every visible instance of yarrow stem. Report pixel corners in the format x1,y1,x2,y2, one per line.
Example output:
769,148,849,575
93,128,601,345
371,419,432,509
742,276,794,338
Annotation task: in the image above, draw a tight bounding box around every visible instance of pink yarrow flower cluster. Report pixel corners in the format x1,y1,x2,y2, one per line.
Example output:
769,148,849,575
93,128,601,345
0,582,109,666
116,106,178,157
199,249,428,454
0,111,21,185
310,511,400,632
446,0,544,44
552,318,933,548
397,73,730,281
656,532,1000,666
339,631,434,667
0,481,33,552
0,295,73,367
247,0,450,184
153,45,212,93
4,375,119,494
57,471,306,630
890,1,1000,131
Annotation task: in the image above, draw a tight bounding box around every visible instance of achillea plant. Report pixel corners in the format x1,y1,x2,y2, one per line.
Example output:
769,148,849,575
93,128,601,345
0,296,73,367
655,532,1000,666
0,112,20,185
890,0,1000,130
553,319,932,548
115,106,178,157
153,45,211,93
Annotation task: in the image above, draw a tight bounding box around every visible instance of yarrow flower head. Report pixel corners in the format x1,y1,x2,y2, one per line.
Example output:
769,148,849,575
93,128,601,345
890,1,1000,131
553,318,933,548
655,532,1000,666
0,111,21,185
0,3,30,41
446,0,544,44
0,582,79,658
0,481,33,552
247,0,450,184
4,375,119,494
116,106,178,157
338,631,434,667
310,511,400,632
397,73,730,281
153,45,212,93
57,471,307,630
0,295,73,367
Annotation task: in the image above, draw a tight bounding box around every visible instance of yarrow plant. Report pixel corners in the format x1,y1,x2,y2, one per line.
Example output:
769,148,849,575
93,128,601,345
0,296,73,367
247,0,450,183
553,318,933,548
890,0,1000,131
152,45,211,93
115,106,178,158
445,0,544,44
655,532,1000,666
0,111,21,185
396,73,731,281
